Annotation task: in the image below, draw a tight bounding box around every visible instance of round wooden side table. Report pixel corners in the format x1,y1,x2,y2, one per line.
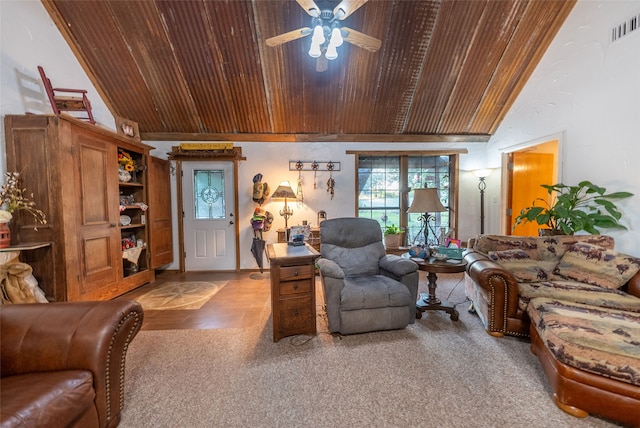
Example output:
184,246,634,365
414,257,467,321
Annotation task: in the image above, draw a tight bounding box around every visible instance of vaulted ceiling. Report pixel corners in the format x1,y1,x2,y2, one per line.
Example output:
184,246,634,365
42,0,576,143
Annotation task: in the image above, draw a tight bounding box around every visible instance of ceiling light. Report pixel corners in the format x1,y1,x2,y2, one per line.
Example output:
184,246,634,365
325,43,338,60
307,11,343,61
308,40,322,58
330,27,343,47
312,25,325,44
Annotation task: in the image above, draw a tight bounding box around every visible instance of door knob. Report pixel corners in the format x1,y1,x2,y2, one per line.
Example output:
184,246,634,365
229,220,234,225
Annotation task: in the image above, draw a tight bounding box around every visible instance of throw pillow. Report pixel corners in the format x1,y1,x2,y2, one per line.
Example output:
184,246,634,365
474,235,541,255
538,235,615,260
488,249,557,282
554,242,640,289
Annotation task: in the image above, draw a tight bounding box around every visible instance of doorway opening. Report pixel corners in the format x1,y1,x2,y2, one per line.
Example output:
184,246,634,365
501,133,562,236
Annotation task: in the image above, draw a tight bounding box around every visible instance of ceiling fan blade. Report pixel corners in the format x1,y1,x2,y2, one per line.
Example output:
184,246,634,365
266,27,312,47
296,0,321,17
333,0,369,20
342,27,381,52
316,55,328,73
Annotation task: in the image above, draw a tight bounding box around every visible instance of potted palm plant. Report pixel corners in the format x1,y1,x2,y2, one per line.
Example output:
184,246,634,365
383,224,406,248
514,180,633,235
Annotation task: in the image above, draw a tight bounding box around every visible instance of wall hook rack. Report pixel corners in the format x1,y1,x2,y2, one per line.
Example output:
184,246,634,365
289,160,341,172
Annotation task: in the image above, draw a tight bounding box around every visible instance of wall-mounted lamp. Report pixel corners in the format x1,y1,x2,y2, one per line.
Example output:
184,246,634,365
272,181,297,229
472,169,492,234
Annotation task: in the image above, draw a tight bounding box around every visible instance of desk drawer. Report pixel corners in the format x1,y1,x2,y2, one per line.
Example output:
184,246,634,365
278,296,314,334
279,265,313,281
279,279,312,295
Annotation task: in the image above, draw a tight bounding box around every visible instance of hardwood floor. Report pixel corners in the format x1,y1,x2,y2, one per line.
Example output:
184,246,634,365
117,270,273,331
119,270,445,332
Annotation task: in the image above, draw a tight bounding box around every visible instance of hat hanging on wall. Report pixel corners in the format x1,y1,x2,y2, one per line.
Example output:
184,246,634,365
252,173,270,205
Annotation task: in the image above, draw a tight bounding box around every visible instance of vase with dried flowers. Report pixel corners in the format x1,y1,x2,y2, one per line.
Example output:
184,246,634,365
117,149,146,182
0,172,47,248
118,149,135,182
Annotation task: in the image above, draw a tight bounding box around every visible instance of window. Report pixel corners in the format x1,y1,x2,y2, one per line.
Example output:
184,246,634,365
193,169,226,220
355,153,459,246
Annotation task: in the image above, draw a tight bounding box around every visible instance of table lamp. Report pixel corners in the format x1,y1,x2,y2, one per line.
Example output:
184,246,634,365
406,187,447,246
272,181,296,229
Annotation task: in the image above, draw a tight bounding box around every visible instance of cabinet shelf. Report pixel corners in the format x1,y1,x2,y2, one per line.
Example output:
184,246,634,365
120,224,145,230
119,181,144,188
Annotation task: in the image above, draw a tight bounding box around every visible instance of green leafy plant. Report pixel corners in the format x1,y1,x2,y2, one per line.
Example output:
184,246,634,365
514,180,633,235
384,224,403,236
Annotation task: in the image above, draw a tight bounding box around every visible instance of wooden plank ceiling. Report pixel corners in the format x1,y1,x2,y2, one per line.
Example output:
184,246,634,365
42,0,575,143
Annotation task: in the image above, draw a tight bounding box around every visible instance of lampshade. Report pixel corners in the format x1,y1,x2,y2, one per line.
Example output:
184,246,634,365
272,181,296,199
407,188,446,213
472,169,492,179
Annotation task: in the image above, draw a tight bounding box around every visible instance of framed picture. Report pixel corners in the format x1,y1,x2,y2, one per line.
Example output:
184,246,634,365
115,116,140,141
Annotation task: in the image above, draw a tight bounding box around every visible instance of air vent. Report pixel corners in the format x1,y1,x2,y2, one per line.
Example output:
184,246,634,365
611,12,640,43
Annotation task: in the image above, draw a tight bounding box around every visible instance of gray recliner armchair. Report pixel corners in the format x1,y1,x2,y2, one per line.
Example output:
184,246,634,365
318,217,419,335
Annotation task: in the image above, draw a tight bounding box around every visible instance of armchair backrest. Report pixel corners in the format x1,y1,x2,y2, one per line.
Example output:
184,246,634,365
320,217,386,276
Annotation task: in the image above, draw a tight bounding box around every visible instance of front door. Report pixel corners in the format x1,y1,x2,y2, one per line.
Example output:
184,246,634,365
182,161,236,271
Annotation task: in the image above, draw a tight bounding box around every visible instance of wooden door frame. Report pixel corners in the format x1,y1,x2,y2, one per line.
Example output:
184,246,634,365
171,148,245,273
500,132,564,235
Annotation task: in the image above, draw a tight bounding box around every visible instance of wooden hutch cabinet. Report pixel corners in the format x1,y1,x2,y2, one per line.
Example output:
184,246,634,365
4,114,172,301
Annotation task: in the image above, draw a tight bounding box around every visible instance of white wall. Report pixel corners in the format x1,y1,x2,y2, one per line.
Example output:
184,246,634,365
488,0,640,255
150,141,484,270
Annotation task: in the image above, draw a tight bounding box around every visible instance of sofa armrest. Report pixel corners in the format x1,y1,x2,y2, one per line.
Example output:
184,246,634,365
626,271,640,298
379,254,418,277
0,300,144,428
463,249,522,329
317,258,345,333
379,255,419,323
317,257,345,279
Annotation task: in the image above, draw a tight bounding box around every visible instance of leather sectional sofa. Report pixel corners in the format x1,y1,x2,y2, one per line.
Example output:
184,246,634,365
1,300,144,427
463,234,640,425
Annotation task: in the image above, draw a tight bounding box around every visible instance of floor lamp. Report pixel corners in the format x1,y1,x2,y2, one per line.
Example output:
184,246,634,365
407,187,447,247
472,169,492,234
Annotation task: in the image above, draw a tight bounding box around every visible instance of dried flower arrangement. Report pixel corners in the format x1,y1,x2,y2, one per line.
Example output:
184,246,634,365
0,172,47,225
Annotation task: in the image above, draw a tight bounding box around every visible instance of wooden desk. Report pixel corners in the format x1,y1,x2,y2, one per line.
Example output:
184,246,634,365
266,243,320,342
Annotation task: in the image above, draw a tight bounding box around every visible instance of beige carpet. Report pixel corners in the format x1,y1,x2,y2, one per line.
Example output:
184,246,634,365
121,274,620,427
135,281,227,310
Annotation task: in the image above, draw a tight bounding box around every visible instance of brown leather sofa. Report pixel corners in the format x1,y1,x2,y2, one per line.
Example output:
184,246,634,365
463,234,640,337
1,300,144,428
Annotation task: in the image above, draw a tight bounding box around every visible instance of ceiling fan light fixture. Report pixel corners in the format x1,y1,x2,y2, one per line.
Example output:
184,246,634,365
267,0,380,69
330,27,343,47
309,39,322,58
312,25,325,44
325,43,338,60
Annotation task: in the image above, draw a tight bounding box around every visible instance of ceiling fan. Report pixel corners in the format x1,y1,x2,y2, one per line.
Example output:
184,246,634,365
266,0,382,72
